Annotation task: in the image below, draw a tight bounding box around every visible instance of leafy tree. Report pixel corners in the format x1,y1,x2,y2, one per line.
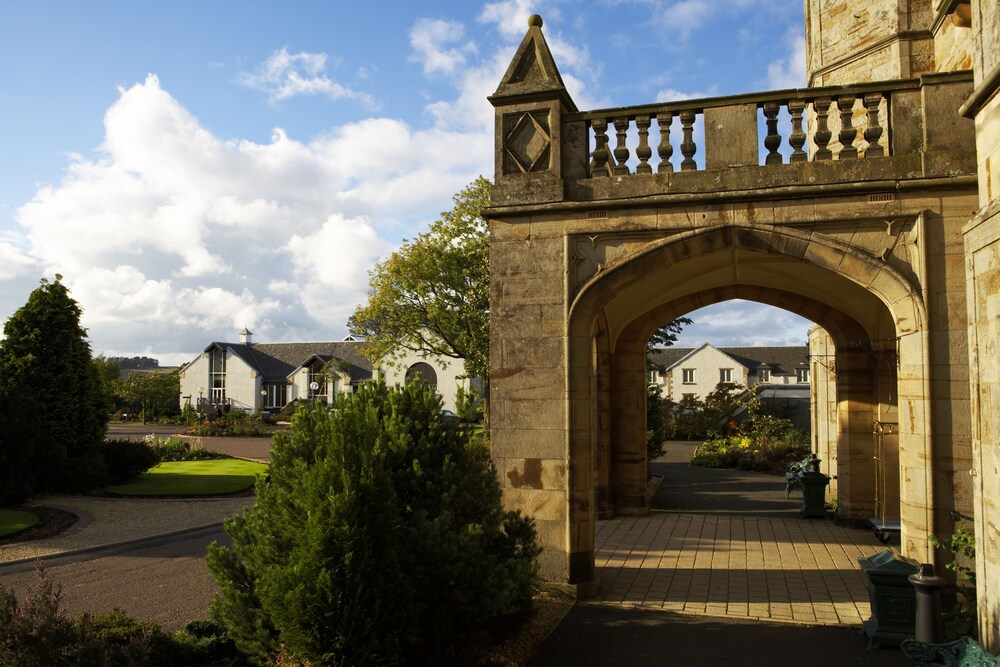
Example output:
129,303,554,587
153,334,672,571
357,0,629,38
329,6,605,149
647,317,693,351
109,355,160,370
0,277,108,503
207,381,539,666
349,177,490,381
111,370,181,420
92,355,121,385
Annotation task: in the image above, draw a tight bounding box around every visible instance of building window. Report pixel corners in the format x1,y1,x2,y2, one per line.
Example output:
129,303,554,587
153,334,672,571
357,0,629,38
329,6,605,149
209,347,226,403
681,393,696,402
758,369,771,383
406,362,438,389
309,365,327,402
719,368,732,383
263,383,287,409
682,369,695,384
796,368,809,383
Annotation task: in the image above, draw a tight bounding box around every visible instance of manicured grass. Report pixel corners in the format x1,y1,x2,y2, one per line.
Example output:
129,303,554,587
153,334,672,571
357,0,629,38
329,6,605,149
105,459,267,496
0,508,40,538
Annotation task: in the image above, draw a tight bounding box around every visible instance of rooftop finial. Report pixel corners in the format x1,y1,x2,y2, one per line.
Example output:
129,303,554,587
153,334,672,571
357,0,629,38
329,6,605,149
528,14,543,28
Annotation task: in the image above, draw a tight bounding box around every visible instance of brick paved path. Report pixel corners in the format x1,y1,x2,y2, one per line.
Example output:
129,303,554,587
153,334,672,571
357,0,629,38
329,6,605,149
594,512,883,625
591,441,886,627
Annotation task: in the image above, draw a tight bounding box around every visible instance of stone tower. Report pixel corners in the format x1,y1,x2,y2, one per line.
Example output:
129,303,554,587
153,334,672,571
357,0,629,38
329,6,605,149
805,0,972,85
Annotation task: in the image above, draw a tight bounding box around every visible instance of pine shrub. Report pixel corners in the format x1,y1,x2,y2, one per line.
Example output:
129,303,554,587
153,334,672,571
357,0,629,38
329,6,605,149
207,381,540,666
100,439,161,484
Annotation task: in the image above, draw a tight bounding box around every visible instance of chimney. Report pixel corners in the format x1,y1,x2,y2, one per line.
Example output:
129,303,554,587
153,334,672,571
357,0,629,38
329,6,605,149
239,327,253,344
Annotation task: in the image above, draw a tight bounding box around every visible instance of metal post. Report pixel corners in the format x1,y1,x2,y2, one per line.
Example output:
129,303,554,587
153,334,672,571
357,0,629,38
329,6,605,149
909,563,946,643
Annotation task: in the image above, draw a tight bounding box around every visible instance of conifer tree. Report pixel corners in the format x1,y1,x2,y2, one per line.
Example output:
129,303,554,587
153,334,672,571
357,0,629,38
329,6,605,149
0,277,108,502
207,381,539,665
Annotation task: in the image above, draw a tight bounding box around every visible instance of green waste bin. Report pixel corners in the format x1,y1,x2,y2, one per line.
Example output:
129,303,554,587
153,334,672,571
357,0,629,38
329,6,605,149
858,550,918,649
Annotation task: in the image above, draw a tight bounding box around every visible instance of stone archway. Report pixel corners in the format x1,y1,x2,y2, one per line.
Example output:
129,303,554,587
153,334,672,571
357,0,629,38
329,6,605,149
562,224,929,586
485,17,976,591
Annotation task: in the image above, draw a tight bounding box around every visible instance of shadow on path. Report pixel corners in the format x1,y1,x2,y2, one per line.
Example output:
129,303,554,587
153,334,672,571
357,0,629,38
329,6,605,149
650,441,801,516
529,605,904,666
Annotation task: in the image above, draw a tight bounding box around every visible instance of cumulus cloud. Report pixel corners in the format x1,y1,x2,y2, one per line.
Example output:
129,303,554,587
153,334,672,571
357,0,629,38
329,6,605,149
675,300,813,348
239,47,376,107
652,0,712,43
12,74,487,359
655,86,717,103
410,18,478,75
479,0,543,41
0,234,38,279
767,30,806,90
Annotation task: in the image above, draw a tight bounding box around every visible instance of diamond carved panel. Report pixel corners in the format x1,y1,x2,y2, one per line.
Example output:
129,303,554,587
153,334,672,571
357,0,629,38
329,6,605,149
503,110,552,174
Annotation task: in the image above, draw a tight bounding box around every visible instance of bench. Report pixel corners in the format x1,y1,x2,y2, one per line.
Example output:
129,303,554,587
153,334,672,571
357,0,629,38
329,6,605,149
901,637,1000,666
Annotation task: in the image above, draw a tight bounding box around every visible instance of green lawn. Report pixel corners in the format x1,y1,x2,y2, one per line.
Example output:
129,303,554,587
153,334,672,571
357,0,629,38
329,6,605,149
105,459,267,496
0,508,40,538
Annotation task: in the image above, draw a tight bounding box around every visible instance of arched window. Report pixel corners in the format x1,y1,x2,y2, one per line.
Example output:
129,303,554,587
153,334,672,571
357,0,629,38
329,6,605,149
405,362,438,389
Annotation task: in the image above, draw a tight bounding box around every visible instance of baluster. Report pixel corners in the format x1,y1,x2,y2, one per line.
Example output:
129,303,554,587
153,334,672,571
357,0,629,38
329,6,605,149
635,115,652,174
862,93,885,158
680,110,697,171
763,102,782,165
788,100,807,163
657,112,674,174
591,118,610,177
838,95,858,159
813,98,833,161
613,117,631,175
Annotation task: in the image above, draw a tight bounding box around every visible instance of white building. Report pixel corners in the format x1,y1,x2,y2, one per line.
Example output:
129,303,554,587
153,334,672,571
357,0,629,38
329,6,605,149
648,343,810,401
179,329,479,415
178,329,373,414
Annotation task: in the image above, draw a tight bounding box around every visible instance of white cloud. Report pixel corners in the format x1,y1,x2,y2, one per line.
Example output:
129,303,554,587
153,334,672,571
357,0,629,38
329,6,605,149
239,48,376,107
409,18,478,76
479,0,543,41
0,234,38,279
11,74,489,359
655,86,717,103
767,30,806,90
652,0,712,43
675,300,813,348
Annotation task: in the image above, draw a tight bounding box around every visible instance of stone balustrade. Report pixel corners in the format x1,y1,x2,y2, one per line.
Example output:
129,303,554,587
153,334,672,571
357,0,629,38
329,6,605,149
583,83,894,176
491,71,975,206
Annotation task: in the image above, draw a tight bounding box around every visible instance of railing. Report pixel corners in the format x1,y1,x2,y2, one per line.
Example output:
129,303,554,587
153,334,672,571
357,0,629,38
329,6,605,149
196,396,232,414
574,80,914,178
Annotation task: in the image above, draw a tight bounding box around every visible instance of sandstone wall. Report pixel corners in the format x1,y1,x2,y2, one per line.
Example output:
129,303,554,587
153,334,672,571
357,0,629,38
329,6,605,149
964,0,1000,651
806,0,935,86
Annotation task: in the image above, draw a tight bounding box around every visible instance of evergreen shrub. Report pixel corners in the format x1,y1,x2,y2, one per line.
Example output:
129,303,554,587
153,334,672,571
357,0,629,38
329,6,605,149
100,439,161,484
207,381,540,666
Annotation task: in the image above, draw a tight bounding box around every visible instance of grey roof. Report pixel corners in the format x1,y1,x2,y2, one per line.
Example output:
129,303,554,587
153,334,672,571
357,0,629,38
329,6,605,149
649,345,809,377
206,341,373,384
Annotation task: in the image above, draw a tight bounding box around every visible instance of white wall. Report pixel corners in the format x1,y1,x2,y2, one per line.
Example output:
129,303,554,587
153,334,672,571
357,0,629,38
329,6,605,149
225,350,259,412
667,346,748,400
378,349,472,412
178,353,209,407
178,348,260,413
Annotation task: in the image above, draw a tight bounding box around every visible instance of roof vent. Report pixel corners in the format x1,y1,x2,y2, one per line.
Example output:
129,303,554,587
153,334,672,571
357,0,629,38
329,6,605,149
239,327,253,344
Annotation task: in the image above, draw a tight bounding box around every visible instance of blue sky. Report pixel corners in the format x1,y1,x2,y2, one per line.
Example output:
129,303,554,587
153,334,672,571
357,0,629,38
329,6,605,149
0,0,812,363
